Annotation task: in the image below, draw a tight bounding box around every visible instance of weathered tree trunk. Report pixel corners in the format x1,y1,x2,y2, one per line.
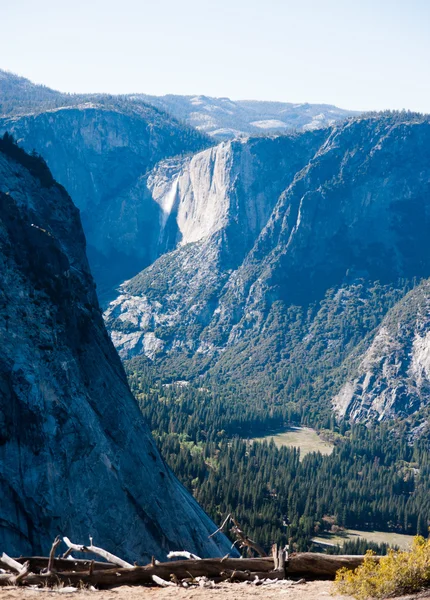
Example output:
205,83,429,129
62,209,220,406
13,556,117,573
0,554,379,588
285,553,376,578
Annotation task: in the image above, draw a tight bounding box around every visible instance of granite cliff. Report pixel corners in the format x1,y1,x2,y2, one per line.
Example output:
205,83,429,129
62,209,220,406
0,136,231,561
0,70,354,296
105,114,430,429
0,84,211,296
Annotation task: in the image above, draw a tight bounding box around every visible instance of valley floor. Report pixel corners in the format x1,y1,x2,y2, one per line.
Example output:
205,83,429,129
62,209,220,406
2,583,430,600
251,427,334,458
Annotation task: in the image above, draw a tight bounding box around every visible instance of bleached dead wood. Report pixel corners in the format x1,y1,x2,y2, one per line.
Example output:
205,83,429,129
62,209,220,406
152,575,176,587
0,553,382,588
208,513,231,539
0,553,24,574
0,557,273,588
47,536,62,574
7,560,31,585
276,545,287,572
63,537,133,569
167,551,201,560
230,517,268,557
208,514,267,557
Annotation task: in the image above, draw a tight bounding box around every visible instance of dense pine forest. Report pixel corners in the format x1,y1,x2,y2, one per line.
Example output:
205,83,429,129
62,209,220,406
128,366,430,553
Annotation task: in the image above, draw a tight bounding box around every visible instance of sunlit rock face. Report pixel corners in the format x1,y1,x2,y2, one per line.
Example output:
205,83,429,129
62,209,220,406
0,142,231,561
104,131,326,359
333,281,430,428
0,69,354,296
106,115,430,428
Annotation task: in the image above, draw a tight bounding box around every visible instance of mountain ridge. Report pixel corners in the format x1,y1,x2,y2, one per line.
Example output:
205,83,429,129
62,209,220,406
0,69,356,137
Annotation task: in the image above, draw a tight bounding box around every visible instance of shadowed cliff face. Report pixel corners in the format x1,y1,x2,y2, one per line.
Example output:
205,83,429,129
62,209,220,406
105,115,430,427
0,103,212,297
0,143,231,561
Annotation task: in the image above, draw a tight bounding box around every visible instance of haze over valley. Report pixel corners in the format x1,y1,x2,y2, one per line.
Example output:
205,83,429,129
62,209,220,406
1,49,430,583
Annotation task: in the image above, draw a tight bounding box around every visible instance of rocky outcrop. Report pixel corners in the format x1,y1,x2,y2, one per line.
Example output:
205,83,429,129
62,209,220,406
333,280,430,424
0,139,231,561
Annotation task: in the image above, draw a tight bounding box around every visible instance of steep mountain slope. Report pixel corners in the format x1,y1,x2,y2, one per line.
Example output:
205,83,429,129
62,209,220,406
105,114,430,427
0,97,211,296
0,136,231,561
333,279,430,428
105,131,327,358
131,94,356,139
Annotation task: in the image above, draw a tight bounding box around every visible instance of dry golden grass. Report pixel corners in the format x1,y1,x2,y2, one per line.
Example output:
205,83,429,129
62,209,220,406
252,427,333,459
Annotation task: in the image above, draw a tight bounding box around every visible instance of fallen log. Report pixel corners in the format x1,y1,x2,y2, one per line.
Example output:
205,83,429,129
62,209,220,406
13,556,117,573
285,553,380,579
0,557,274,588
217,570,284,583
0,554,380,588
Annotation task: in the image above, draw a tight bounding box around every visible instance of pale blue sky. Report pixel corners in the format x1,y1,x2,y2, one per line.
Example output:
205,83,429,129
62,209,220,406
2,0,430,112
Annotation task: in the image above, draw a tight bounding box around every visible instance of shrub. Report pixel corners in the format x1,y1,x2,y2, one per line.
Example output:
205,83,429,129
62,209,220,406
334,536,430,599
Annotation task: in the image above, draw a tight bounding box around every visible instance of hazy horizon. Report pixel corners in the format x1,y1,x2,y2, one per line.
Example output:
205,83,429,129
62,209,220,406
2,0,430,113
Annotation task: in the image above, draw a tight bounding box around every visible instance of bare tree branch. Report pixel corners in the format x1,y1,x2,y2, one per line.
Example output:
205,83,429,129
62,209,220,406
208,513,231,539
0,553,24,574
47,536,62,574
9,560,31,585
152,574,176,587
62,537,133,569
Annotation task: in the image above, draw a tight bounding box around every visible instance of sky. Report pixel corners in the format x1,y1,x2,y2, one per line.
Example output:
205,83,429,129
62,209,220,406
2,0,430,112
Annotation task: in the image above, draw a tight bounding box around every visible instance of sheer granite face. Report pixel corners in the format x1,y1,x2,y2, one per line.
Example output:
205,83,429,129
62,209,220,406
0,145,231,561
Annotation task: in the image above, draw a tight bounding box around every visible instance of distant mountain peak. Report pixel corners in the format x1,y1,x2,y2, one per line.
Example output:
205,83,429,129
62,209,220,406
0,68,356,139
131,93,357,139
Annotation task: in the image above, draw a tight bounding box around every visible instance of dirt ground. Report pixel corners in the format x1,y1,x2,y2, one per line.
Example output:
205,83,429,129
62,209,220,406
0,581,346,599
1,582,429,600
